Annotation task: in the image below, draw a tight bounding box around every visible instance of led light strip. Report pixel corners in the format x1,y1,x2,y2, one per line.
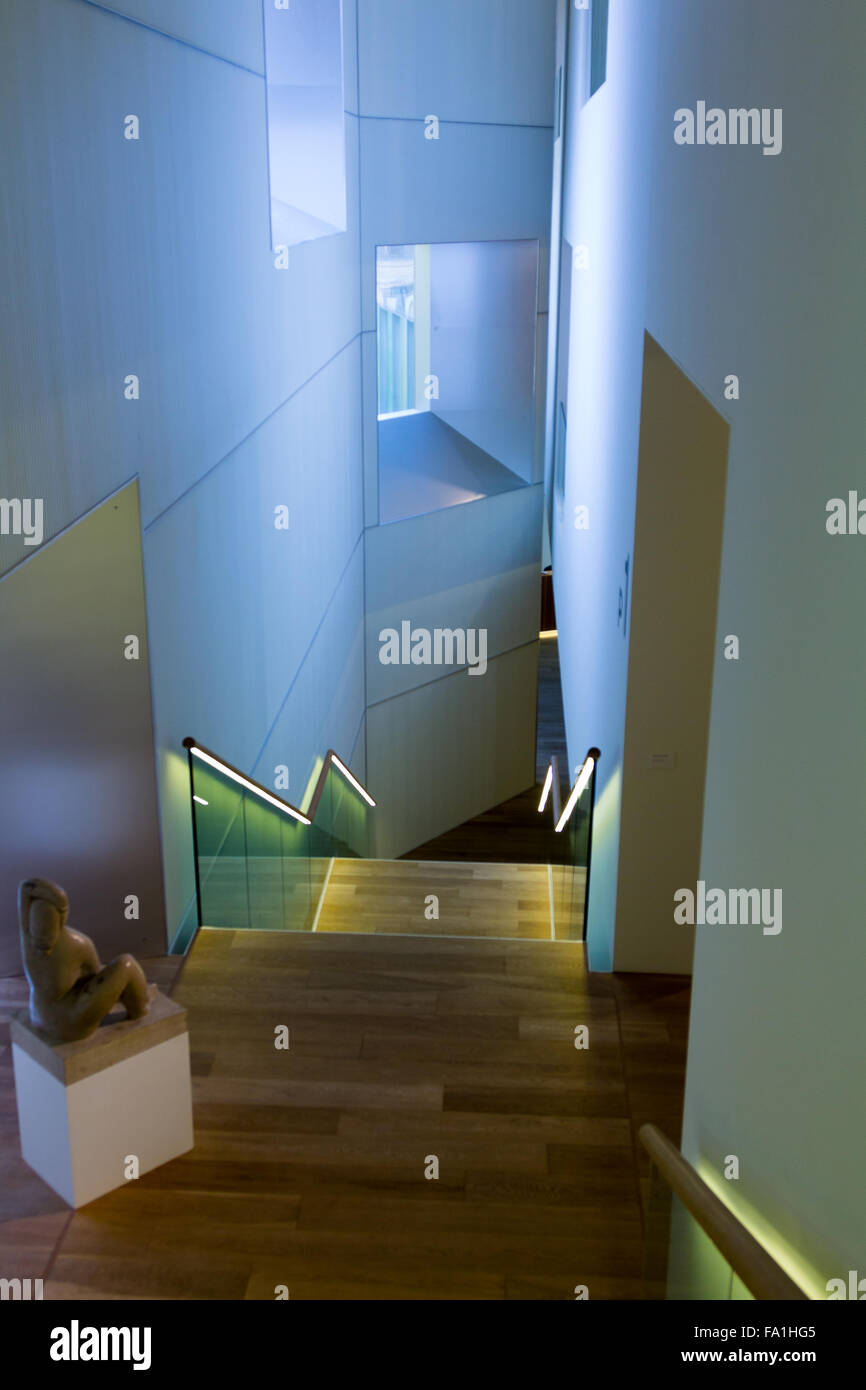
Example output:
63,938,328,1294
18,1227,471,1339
538,763,554,812
329,753,377,807
555,752,597,834
187,744,312,825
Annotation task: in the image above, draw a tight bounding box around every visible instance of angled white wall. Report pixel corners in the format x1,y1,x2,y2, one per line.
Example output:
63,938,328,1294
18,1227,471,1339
365,485,543,857
614,335,728,975
0,483,165,974
429,239,540,483
356,0,555,852
357,0,556,518
552,0,866,1291
367,642,540,861
551,0,659,971
0,0,366,944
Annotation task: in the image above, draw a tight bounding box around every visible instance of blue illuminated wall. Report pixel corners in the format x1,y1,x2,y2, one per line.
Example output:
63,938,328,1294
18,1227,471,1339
429,239,540,484
263,0,348,246
0,0,365,942
356,0,556,850
357,0,557,525
550,0,866,1289
0,0,557,939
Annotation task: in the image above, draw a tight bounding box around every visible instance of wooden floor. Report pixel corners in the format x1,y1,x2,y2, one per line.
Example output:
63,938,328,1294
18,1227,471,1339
0,929,689,1301
402,785,578,865
317,859,585,943
0,957,184,1298
318,859,546,940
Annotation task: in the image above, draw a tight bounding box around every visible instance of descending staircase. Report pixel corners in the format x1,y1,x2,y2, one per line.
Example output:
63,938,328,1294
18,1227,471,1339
0,728,685,1301
180,728,591,951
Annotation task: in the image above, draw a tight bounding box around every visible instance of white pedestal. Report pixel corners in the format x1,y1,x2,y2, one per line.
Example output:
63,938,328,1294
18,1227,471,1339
11,991,193,1208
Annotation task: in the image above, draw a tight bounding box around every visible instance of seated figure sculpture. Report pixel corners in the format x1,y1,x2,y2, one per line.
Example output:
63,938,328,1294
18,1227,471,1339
18,878,152,1044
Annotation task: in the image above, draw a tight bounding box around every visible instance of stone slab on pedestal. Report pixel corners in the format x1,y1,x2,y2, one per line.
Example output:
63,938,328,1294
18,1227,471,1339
10,990,193,1208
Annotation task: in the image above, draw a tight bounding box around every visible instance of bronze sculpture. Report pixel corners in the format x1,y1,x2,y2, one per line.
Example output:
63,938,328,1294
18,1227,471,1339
18,878,152,1044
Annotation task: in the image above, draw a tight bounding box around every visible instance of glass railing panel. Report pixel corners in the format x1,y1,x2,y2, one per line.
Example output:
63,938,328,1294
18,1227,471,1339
550,758,595,941
182,742,374,944
244,793,309,933
309,760,373,909
281,811,315,932
189,756,250,929
324,763,372,859
308,769,335,911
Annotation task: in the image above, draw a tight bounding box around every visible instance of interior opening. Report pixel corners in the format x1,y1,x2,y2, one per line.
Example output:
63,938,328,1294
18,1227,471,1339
263,0,347,248
375,238,539,524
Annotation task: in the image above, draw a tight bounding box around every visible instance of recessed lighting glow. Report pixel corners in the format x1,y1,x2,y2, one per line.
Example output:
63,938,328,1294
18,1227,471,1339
188,746,311,825
539,629,559,639
329,753,377,807
538,764,553,812
696,1160,819,1300
192,795,209,806
555,755,595,833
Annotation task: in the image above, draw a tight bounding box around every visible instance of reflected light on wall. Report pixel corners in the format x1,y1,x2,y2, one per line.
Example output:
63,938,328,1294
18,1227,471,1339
696,1159,823,1301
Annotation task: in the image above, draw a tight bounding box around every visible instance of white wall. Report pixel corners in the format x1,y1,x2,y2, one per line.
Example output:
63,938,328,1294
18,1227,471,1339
367,643,540,861
652,0,866,1292
614,335,728,974
365,485,543,856
357,0,556,525
430,239,540,483
554,0,866,1287
356,0,556,853
0,0,366,943
552,0,659,970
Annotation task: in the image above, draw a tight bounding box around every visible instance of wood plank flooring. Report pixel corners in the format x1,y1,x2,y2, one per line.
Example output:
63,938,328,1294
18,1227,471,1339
317,858,585,943
0,930,690,1301
401,785,578,865
316,859,554,940
0,958,185,1295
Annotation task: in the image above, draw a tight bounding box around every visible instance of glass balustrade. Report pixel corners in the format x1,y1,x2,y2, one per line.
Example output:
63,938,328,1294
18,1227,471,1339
176,742,374,946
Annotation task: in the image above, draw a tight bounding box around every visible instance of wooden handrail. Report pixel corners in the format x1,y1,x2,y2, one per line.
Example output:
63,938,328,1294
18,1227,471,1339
639,1124,808,1301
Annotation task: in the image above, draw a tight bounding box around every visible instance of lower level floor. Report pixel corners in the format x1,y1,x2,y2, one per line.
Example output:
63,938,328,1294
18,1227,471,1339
0,918,689,1300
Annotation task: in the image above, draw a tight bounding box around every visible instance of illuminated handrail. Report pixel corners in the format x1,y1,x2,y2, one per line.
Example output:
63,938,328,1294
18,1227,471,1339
554,747,599,833
639,1124,809,1301
537,754,562,822
308,750,376,817
182,738,376,825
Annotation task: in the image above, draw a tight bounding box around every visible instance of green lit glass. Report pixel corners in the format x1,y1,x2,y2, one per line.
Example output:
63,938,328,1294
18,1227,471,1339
550,765,594,941
190,758,249,930
184,751,373,940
